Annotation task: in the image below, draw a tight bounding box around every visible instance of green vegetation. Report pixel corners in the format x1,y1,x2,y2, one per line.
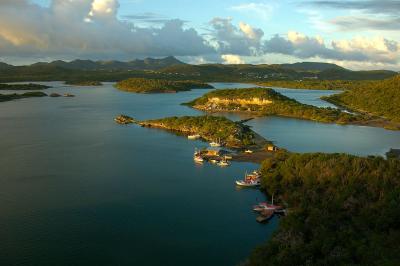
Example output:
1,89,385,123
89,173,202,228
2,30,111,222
0,83,50,90
186,88,362,124
115,78,213,93
256,80,377,90
0,58,396,83
0,91,47,102
65,80,102,86
247,152,400,266
138,115,257,148
323,75,400,123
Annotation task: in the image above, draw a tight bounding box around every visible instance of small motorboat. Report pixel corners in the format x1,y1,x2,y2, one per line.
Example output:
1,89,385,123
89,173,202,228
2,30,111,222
210,142,221,147
235,179,260,187
194,155,204,163
253,202,282,212
188,134,201,140
210,159,219,164
217,160,230,167
256,210,274,223
244,149,253,154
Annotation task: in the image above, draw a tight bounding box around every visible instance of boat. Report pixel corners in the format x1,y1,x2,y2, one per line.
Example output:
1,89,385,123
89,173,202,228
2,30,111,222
236,170,261,187
235,179,260,187
224,155,233,160
253,195,283,212
217,160,230,167
256,210,274,223
188,134,201,140
244,149,253,154
210,159,219,164
210,138,221,147
253,202,282,212
194,155,204,163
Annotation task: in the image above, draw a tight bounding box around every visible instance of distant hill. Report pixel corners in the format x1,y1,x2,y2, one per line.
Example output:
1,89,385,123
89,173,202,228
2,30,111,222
0,62,13,70
0,57,397,82
279,62,344,72
317,68,397,80
29,56,186,71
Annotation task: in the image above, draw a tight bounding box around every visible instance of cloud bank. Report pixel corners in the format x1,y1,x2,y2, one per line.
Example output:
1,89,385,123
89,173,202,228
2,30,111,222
0,0,398,69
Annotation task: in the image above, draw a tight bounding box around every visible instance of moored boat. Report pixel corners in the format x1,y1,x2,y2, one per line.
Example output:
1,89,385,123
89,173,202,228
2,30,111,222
235,179,260,187
256,210,274,223
217,160,230,167
210,138,221,147
194,155,204,163
188,134,201,140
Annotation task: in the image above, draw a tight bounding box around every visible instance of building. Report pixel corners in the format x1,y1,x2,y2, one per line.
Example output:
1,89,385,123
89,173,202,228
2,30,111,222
266,145,278,152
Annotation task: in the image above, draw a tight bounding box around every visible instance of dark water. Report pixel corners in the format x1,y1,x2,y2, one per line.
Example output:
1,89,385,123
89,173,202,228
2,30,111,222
0,82,271,266
0,82,399,265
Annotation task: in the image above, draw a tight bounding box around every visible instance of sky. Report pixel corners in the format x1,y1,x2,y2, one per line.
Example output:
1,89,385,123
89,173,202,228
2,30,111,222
0,0,399,70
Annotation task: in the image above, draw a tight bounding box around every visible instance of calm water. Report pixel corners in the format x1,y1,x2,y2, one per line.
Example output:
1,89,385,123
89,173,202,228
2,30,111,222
1,82,399,265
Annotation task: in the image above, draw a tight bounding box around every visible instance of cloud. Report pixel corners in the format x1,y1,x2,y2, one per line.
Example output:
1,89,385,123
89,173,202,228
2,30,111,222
221,54,245,64
305,0,400,31
331,16,400,31
123,12,174,25
208,17,264,56
0,0,214,60
264,31,399,64
307,0,400,15
230,2,276,21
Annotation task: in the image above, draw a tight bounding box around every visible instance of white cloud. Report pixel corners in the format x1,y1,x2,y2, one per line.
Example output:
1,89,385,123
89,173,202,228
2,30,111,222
0,0,213,60
221,54,245,64
208,17,264,56
264,31,400,64
230,2,276,21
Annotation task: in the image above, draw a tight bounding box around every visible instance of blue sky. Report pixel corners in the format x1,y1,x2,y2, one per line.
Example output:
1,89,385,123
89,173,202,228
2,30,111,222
1,0,399,70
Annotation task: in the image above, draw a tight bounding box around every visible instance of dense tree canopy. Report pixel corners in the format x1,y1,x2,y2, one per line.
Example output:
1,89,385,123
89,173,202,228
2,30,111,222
141,115,256,147
247,152,400,266
186,88,362,124
323,75,400,123
115,78,213,93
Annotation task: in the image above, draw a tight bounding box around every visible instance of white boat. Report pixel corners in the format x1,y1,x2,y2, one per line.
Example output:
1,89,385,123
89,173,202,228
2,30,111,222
194,156,204,163
244,149,253,154
210,138,221,147
210,159,219,164
210,141,221,147
188,134,201,140
235,179,260,187
217,160,230,167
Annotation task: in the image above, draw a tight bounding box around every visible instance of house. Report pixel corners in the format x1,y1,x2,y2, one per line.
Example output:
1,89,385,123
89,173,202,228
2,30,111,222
266,145,278,152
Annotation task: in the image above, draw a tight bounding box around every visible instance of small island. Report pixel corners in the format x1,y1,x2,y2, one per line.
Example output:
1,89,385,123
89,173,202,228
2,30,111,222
0,83,50,90
115,78,214,93
185,87,363,124
0,91,47,102
65,80,103,86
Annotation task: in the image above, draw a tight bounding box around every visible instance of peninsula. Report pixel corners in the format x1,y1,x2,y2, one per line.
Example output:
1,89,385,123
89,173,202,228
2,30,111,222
115,78,213,93
115,114,269,149
0,91,47,102
0,83,50,90
185,87,362,124
65,80,103,86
